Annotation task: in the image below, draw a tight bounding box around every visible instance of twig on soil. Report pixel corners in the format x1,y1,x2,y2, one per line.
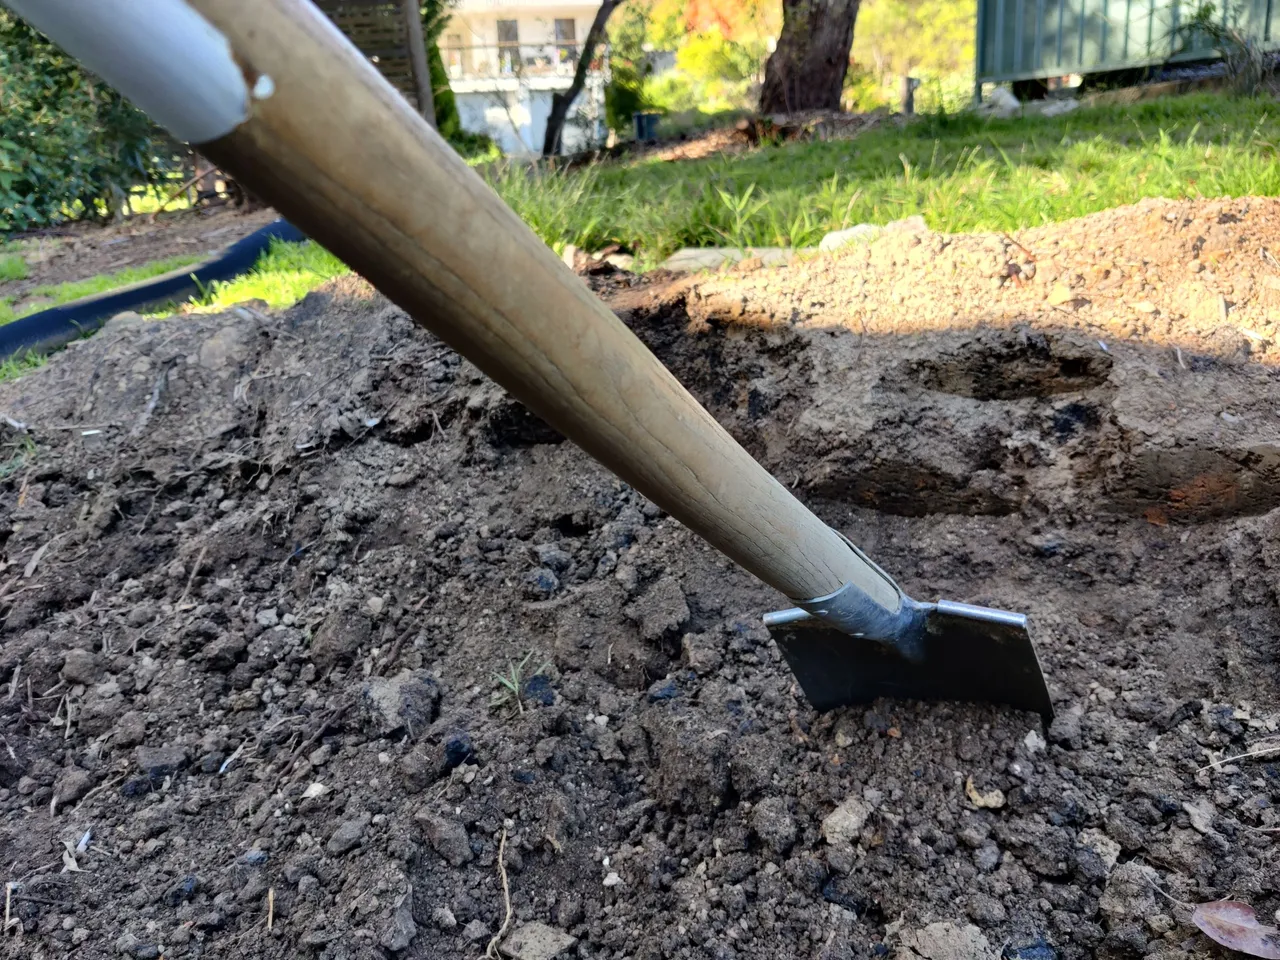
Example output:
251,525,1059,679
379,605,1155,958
15,860,61,884
1148,878,1195,911
130,365,172,438
1175,346,1187,370
147,169,208,221
176,545,208,610
1002,232,1037,262
10,894,67,908
485,828,513,960
376,629,410,678
267,887,274,931
2,882,12,936
279,703,347,778
219,741,247,775
1199,737,1280,770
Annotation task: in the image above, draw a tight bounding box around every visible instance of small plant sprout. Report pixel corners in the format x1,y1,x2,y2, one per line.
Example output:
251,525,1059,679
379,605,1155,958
714,182,769,253
490,651,552,715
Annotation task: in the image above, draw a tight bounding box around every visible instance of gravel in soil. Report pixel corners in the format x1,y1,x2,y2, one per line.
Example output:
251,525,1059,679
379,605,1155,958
1,197,1278,960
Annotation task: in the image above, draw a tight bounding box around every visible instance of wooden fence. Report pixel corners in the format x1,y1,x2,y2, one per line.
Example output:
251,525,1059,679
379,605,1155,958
312,0,434,119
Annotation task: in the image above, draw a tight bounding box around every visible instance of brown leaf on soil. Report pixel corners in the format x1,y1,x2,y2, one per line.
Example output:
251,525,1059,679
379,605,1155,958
1192,901,1280,958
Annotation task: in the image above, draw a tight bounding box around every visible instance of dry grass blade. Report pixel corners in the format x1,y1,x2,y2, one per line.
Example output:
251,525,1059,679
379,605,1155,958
176,545,208,610
485,827,513,959
1201,736,1280,770
23,533,64,579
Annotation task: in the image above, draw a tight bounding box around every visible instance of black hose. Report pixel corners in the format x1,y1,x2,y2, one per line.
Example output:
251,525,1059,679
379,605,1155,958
0,219,307,362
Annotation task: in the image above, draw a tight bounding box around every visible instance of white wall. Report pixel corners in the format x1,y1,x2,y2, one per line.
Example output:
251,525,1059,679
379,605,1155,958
455,86,603,155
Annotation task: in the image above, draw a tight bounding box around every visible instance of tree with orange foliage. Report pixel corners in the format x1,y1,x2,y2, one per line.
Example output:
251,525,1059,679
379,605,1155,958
649,0,779,44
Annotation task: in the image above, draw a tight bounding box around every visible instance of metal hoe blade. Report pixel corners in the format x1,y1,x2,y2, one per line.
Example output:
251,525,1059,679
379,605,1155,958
765,599,1054,722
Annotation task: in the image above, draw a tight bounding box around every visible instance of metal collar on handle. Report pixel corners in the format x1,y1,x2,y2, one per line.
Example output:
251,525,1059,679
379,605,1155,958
765,529,932,662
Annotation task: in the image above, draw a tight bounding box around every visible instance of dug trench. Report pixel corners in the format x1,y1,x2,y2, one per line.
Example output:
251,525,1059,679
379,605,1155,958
1,200,1279,960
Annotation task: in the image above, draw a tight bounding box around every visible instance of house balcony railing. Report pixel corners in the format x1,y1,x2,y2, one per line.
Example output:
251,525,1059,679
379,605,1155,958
442,42,605,80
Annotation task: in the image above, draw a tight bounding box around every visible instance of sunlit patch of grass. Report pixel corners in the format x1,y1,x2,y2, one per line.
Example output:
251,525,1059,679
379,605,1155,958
487,92,1280,261
0,254,27,283
192,239,349,310
0,253,203,325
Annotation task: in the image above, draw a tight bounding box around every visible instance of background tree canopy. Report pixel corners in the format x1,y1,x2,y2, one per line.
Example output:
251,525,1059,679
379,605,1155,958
0,12,180,232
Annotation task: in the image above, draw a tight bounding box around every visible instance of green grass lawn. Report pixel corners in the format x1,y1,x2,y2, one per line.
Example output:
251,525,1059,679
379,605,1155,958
191,238,347,311
0,352,44,384
0,253,27,282
491,92,1280,261
0,253,203,325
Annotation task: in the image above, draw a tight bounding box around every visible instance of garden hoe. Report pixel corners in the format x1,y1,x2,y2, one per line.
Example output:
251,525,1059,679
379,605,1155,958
12,0,1053,722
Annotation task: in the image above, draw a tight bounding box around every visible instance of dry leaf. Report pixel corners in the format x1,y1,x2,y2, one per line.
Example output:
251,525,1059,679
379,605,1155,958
964,776,1005,809
60,841,82,873
23,540,51,579
1193,900,1280,959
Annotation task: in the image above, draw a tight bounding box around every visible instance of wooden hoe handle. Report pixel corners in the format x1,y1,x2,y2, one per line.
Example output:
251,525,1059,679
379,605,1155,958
33,0,903,613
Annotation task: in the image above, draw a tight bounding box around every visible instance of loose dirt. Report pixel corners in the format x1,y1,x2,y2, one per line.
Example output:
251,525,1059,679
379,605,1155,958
1,196,1278,960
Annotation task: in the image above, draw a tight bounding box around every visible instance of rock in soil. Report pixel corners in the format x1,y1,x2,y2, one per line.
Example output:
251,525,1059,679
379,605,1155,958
894,921,992,960
2,198,1280,959
502,920,577,960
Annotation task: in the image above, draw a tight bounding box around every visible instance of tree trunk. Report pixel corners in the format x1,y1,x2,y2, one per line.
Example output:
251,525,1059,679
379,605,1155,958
759,0,860,114
542,0,619,156
403,0,437,127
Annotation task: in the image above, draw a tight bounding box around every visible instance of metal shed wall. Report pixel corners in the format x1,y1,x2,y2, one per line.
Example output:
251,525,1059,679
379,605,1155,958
976,0,1280,85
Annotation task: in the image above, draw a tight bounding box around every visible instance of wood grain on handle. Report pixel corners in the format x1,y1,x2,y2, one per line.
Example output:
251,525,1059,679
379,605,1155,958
191,0,900,612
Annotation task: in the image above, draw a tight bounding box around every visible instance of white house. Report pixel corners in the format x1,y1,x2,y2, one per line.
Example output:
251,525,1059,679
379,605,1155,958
441,0,607,155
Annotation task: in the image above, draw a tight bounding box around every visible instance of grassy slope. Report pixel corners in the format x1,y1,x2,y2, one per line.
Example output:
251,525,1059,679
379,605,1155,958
0,253,203,325
493,93,1280,260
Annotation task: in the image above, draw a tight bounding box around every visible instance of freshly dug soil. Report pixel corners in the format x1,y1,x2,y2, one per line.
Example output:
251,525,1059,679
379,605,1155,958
2,197,1279,960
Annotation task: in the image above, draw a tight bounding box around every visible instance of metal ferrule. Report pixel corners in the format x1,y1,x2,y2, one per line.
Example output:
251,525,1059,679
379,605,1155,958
763,532,932,662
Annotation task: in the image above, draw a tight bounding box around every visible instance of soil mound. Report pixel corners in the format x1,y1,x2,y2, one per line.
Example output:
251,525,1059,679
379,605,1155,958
1,199,1278,960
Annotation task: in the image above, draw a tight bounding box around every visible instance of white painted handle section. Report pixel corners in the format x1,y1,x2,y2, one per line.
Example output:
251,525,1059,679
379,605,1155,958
2,0,248,144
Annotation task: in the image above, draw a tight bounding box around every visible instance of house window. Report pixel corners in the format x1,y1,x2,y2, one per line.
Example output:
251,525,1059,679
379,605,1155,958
554,18,578,64
444,32,464,78
497,19,519,74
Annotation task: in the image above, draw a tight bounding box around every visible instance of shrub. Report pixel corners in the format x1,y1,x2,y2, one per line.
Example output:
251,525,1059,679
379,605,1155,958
0,12,179,231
